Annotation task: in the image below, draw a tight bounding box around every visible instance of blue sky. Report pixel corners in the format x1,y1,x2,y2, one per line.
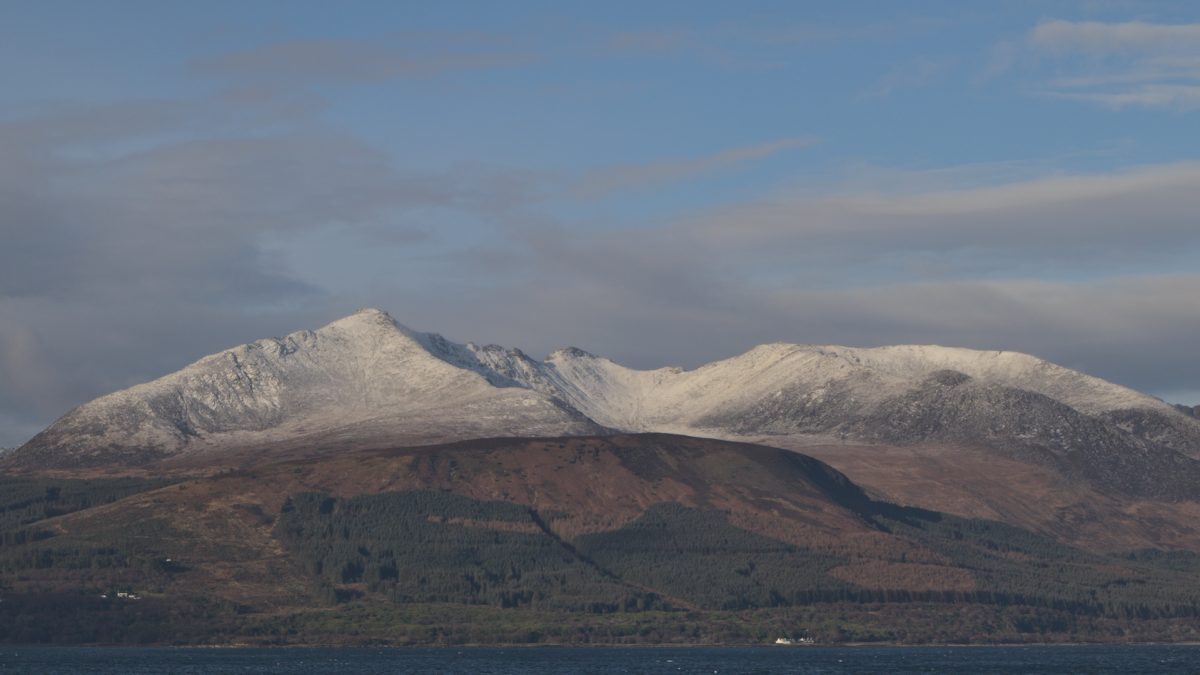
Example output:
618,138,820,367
2,1,1200,445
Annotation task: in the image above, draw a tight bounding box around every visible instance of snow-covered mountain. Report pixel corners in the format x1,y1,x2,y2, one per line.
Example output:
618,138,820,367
11,308,1200,497
12,309,603,467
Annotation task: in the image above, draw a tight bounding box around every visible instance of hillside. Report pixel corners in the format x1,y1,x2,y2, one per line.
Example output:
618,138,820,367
4,434,1200,646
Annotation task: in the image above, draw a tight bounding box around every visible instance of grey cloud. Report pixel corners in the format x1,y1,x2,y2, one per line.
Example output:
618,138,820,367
1,132,393,303
365,237,1200,406
0,297,341,447
0,99,543,301
0,90,323,161
0,91,551,446
389,266,1200,402
0,99,190,153
679,162,1200,267
375,162,1200,403
764,276,1200,399
572,138,817,198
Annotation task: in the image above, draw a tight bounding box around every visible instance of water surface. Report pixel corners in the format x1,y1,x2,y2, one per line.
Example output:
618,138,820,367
1,645,1196,674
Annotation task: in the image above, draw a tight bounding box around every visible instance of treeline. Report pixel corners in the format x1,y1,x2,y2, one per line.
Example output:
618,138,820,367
0,476,183,578
275,490,665,612
275,491,1200,619
0,475,175,542
575,502,849,610
872,508,1200,619
571,502,1200,618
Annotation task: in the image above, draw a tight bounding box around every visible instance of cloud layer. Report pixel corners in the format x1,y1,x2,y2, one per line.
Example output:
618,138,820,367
4,88,1199,446
3,10,1200,447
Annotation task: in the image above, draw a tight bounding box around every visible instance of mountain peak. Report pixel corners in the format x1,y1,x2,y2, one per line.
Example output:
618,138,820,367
346,306,397,323
547,346,597,361
322,307,413,337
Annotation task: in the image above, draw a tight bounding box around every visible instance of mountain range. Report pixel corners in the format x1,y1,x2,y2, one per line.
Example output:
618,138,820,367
5,308,1200,645
9,308,1200,548
14,308,1200,481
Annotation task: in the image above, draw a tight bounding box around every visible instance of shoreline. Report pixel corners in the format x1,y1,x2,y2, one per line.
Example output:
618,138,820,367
7,641,1200,650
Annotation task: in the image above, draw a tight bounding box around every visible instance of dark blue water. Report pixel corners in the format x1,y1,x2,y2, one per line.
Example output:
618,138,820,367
0,645,1196,674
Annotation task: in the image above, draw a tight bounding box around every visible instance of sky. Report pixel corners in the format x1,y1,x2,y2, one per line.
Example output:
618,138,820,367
2,1,1200,446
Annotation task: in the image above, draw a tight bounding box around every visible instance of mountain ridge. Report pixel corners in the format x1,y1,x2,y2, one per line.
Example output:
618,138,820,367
9,308,1200,505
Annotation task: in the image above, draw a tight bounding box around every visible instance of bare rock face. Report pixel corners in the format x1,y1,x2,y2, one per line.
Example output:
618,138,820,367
1174,403,1200,419
11,309,1200,501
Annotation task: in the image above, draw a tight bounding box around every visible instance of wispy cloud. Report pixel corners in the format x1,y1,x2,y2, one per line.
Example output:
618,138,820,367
1029,19,1200,53
1049,84,1200,109
601,19,934,71
1013,19,1200,110
607,28,692,55
572,137,817,198
864,55,955,98
193,35,535,84
681,161,1200,260
603,25,785,70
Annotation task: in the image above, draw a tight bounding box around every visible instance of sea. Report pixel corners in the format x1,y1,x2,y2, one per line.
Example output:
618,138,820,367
0,645,1197,674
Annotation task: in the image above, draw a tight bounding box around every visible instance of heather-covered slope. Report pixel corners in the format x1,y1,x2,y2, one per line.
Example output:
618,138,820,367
4,435,1200,646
